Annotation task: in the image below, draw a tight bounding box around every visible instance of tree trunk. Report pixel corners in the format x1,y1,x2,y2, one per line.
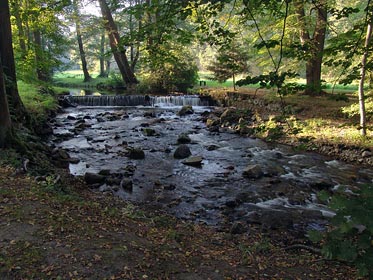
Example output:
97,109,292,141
0,0,28,124
294,0,327,95
97,0,138,88
73,0,91,82
99,32,107,77
10,0,27,58
0,54,12,148
33,30,49,82
358,20,372,136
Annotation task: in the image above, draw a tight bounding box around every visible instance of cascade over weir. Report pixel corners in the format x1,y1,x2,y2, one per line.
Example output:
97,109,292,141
66,94,214,107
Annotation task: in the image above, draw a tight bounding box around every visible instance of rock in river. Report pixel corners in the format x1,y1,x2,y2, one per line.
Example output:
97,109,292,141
242,164,264,179
174,144,192,159
182,156,203,167
85,172,106,185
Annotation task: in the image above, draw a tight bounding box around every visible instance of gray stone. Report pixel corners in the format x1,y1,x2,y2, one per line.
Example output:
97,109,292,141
230,221,247,234
177,133,191,144
85,172,106,185
242,164,264,179
128,148,145,159
178,105,194,116
182,156,203,167
120,178,133,192
174,144,192,159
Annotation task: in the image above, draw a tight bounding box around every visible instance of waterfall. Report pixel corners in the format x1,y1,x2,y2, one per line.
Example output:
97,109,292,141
66,95,214,107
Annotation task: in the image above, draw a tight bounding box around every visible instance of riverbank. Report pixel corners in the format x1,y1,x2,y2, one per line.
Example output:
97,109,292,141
206,88,373,166
0,165,360,279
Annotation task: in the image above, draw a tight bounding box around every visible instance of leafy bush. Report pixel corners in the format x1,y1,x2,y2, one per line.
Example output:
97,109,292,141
309,184,373,278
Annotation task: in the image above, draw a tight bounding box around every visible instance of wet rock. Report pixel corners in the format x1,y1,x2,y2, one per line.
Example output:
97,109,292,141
208,126,220,133
96,117,105,122
206,144,219,151
243,164,264,179
85,172,106,185
247,210,294,230
164,184,176,190
362,150,372,158
98,169,111,176
182,156,203,167
144,111,156,118
106,177,122,186
177,133,191,144
67,115,76,120
309,180,334,190
69,158,80,164
127,148,145,159
206,117,220,127
230,221,247,234
120,178,133,192
178,105,194,116
174,144,192,159
142,128,157,136
52,148,70,160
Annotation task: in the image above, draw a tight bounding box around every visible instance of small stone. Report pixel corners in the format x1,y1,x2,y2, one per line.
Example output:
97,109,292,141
178,105,194,116
362,150,372,158
177,133,191,144
128,148,145,159
182,156,203,167
230,222,247,234
120,178,133,192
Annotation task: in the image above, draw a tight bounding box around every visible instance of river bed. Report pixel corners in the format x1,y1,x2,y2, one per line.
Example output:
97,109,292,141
50,99,373,232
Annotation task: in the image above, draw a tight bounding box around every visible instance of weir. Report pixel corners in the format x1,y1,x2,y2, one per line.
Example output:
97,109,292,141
66,95,214,107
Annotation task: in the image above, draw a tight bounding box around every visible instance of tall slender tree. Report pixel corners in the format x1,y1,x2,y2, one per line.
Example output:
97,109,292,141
97,0,138,88
72,0,92,82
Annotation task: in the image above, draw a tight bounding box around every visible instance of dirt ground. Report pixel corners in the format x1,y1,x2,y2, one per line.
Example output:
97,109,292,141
0,164,362,280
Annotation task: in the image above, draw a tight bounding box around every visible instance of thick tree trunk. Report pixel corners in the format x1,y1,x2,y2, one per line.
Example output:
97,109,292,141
294,0,327,95
97,0,138,88
358,21,372,136
0,0,28,124
73,0,91,82
0,54,12,148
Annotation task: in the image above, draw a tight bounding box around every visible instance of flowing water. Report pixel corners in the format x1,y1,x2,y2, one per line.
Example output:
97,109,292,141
51,95,373,232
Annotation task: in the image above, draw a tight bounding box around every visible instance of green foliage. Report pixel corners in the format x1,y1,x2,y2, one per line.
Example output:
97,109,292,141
207,43,249,85
310,184,373,278
237,71,302,96
342,97,373,119
139,45,199,94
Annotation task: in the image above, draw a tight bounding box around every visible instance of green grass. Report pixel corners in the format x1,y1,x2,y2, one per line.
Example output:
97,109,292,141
53,70,108,88
17,81,58,120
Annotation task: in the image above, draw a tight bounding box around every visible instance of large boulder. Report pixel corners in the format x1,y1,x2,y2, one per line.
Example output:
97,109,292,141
174,144,192,159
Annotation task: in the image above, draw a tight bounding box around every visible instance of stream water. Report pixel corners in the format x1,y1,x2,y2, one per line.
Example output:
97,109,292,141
50,95,373,232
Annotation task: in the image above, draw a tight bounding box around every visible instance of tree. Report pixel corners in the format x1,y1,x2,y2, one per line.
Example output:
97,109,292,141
207,44,249,90
293,0,327,95
72,0,92,82
358,4,373,136
0,54,12,148
0,0,28,124
97,0,138,88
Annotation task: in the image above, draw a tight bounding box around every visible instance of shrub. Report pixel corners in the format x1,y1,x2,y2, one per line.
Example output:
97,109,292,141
309,184,373,278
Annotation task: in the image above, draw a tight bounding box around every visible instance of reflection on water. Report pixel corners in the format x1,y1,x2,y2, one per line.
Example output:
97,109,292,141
69,89,101,96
